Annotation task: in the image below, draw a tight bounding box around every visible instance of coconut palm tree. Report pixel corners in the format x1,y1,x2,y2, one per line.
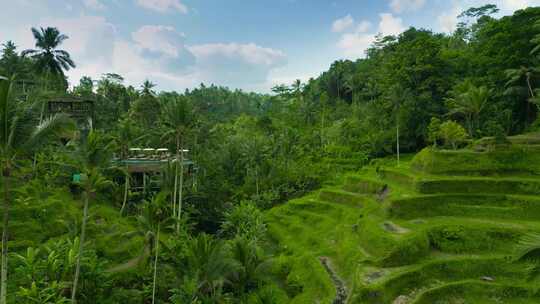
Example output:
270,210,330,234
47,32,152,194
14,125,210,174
161,97,194,231
447,83,490,137
114,117,145,215
70,131,114,303
141,80,156,96
0,76,75,304
386,84,411,166
291,79,303,99
21,27,75,78
133,194,167,304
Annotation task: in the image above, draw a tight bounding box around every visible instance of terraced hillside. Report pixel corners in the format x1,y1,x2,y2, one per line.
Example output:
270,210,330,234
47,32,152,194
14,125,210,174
266,138,540,303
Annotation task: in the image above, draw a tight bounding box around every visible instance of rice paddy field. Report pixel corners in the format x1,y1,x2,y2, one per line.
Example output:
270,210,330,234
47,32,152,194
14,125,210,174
266,135,540,303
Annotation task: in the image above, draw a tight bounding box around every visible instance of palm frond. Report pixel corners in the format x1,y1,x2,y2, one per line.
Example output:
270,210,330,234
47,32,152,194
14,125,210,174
23,113,75,152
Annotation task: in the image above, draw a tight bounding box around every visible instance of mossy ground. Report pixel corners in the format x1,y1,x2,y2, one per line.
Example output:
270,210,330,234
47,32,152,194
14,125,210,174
267,134,540,303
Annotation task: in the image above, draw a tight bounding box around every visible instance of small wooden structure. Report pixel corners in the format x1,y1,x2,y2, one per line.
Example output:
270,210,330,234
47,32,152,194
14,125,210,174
46,97,95,129
48,99,94,119
115,148,195,193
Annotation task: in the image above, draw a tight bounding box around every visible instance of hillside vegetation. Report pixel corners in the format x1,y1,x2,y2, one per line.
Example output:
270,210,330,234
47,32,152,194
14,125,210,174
1,3,540,303
267,134,540,303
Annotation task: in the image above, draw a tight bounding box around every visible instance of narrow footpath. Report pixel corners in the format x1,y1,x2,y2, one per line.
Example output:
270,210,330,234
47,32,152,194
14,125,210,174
319,256,348,304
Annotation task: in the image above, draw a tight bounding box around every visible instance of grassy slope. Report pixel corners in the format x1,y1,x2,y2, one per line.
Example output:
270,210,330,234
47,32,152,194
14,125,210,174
3,181,144,294
267,135,540,303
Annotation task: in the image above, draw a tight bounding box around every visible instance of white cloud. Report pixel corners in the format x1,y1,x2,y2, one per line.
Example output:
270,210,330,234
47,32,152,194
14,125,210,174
438,6,461,33
136,0,188,14
337,32,376,58
132,25,186,57
436,0,540,33
83,0,106,10
332,15,354,32
378,13,405,36
336,13,405,59
389,0,426,14
500,0,539,12
356,20,372,33
188,43,287,85
40,15,116,66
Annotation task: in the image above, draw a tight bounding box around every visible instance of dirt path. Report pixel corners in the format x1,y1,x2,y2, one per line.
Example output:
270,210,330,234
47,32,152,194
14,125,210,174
319,256,348,304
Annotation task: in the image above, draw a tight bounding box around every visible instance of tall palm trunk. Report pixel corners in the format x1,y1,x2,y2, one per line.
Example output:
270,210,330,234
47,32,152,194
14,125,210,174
32,73,50,176
321,108,326,149
467,114,474,138
396,120,400,167
526,74,534,122
151,223,160,304
177,139,184,234
0,165,10,304
120,167,129,215
71,186,90,303
172,134,179,218
526,75,535,98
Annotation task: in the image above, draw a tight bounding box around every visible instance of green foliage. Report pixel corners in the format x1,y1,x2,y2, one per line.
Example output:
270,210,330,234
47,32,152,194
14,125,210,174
220,201,267,241
446,81,491,137
12,238,111,304
438,120,468,149
2,5,540,303
427,117,441,146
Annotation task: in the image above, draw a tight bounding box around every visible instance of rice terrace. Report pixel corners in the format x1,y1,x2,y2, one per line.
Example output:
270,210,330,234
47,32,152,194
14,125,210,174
1,1,540,303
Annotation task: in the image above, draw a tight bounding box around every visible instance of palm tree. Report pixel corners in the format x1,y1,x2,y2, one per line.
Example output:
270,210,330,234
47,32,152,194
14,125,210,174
141,80,156,96
447,83,490,137
161,97,194,231
229,238,271,297
0,42,23,78
134,195,167,304
114,117,144,215
182,234,237,301
21,27,75,79
386,85,411,166
70,131,114,303
0,77,75,304
291,79,303,99
506,66,540,122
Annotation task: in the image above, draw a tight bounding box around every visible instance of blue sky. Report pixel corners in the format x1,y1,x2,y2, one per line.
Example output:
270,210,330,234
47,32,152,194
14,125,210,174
1,0,538,92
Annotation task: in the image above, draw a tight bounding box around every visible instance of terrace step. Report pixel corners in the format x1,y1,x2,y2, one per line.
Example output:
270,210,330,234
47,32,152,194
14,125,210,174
318,189,365,208
356,255,523,303
343,175,387,195
410,280,540,304
389,193,540,221
286,199,348,215
415,177,540,195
